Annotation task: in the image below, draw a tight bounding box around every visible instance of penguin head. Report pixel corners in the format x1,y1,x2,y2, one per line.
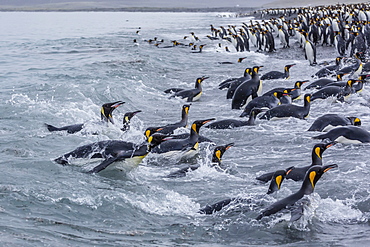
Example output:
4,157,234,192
211,143,234,165
295,80,309,88
182,104,191,116
348,117,361,126
285,64,296,71
358,74,370,81
144,127,164,139
196,76,209,84
244,67,252,77
346,79,358,87
147,133,170,149
252,66,263,75
302,164,338,195
267,166,294,194
303,94,311,103
101,101,125,124
335,56,344,65
312,141,336,163
336,72,347,81
238,57,247,63
123,110,141,124
191,118,215,134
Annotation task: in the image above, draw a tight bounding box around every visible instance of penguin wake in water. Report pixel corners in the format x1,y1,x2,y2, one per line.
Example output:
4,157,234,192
45,101,125,134
199,166,294,215
205,108,262,129
256,142,336,183
312,126,370,143
166,143,234,178
259,94,311,120
308,114,361,132
256,164,338,221
150,118,215,160
54,131,167,173
260,64,295,80
165,76,208,102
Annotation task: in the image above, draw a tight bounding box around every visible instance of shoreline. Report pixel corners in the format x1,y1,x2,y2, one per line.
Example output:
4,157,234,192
0,7,258,13
0,1,368,12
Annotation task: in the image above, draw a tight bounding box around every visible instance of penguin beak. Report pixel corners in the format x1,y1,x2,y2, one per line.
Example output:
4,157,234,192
112,101,125,108
322,164,338,173
202,118,216,125
132,110,142,115
285,166,295,175
201,76,209,81
325,141,336,148
225,143,234,150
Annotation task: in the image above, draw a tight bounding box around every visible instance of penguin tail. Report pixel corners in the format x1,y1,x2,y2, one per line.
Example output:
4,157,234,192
54,156,69,165
45,123,60,132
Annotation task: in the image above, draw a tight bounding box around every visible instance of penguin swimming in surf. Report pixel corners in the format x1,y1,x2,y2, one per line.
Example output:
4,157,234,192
120,110,141,132
199,166,294,215
256,164,338,221
260,64,295,80
256,141,336,183
312,126,370,143
54,132,167,173
259,94,311,120
150,118,215,160
45,101,125,134
205,108,263,129
308,114,361,132
167,77,209,102
146,104,190,135
166,143,234,178
231,66,263,109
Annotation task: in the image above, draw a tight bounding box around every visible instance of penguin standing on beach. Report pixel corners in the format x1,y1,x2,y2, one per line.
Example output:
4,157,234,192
304,36,317,66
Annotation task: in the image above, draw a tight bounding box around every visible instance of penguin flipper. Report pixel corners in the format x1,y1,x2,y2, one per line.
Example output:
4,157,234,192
88,156,119,173
164,88,184,94
289,203,304,222
45,123,61,132
199,198,233,214
45,123,84,134
289,197,310,222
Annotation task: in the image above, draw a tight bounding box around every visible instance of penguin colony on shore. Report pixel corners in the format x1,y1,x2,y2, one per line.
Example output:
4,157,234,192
47,2,370,222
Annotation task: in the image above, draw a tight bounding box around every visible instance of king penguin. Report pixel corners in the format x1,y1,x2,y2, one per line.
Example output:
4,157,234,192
167,77,209,102
231,66,263,109
308,114,361,131
198,166,294,215
150,118,215,159
259,94,311,120
256,141,336,183
312,126,370,143
256,164,338,221
45,101,125,134
166,143,234,178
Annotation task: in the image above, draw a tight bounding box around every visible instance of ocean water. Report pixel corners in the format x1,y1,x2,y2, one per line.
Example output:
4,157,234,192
1,11,370,246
